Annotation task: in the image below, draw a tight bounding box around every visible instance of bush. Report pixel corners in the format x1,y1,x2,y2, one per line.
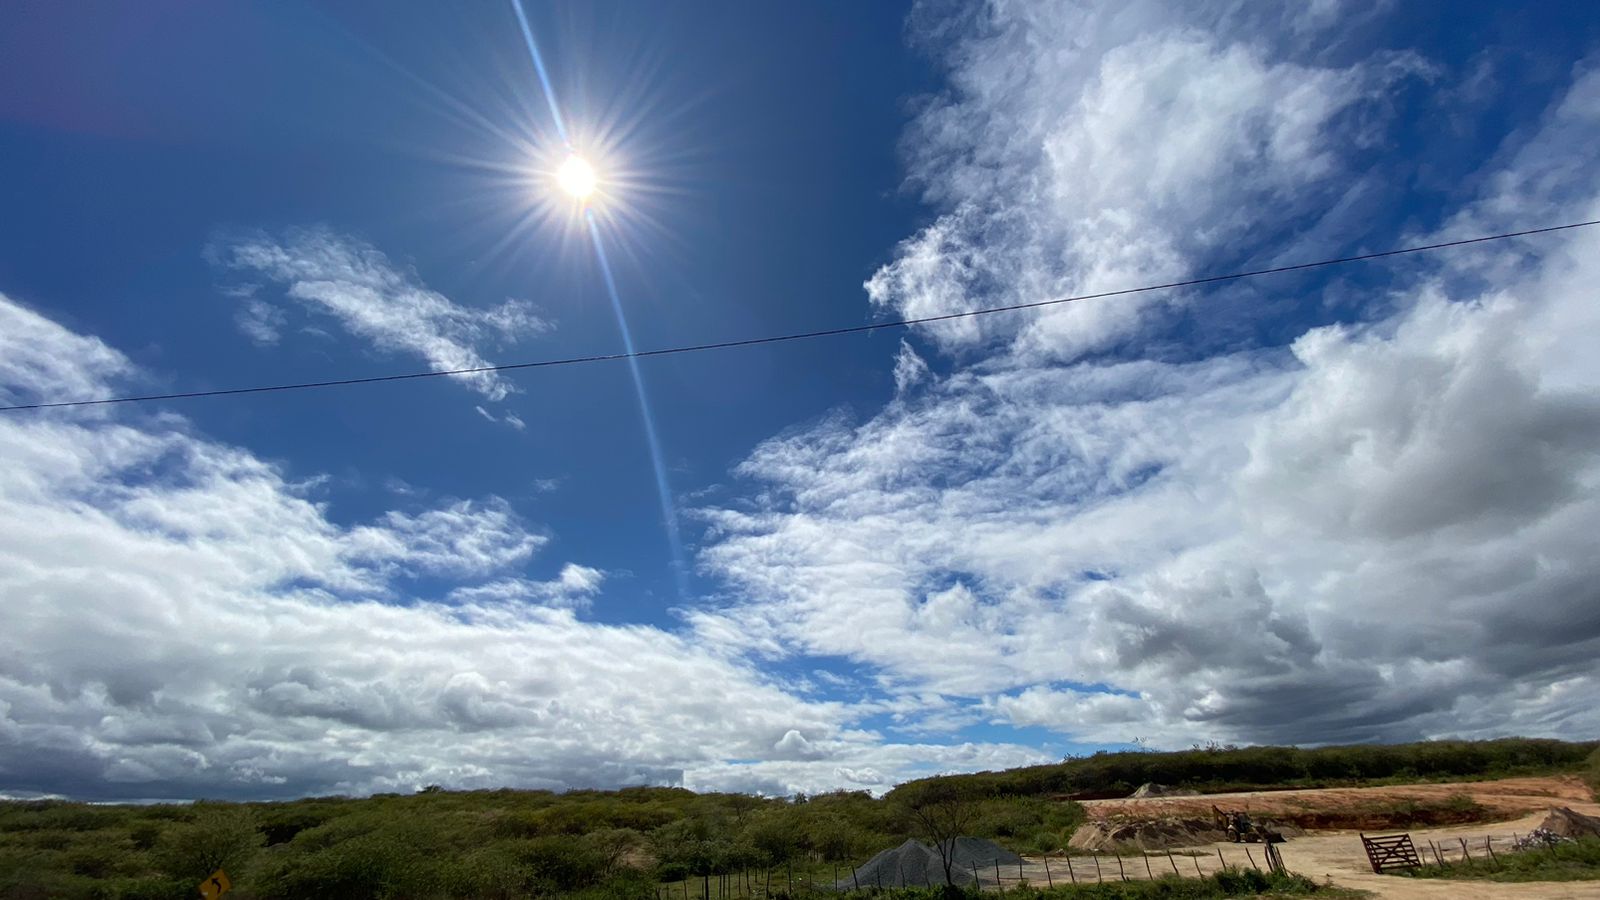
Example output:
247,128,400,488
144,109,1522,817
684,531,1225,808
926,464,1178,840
152,805,263,885
255,830,434,899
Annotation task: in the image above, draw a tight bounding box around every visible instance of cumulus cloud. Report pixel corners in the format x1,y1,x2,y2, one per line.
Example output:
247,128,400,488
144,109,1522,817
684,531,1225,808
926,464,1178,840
698,3,1600,749
210,227,551,401
0,293,1044,800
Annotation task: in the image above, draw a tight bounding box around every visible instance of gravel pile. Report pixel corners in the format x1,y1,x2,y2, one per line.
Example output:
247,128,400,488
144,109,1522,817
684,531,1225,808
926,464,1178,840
834,838,1022,889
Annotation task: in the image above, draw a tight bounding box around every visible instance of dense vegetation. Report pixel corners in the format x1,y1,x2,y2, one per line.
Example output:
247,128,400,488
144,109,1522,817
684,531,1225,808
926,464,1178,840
0,787,1082,900
1401,837,1600,882
899,738,1599,800
2,736,1592,899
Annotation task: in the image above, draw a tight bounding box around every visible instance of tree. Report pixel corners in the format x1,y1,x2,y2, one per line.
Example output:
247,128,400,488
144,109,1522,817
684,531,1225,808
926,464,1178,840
588,827,645,878
893,780,980,887
154,805,264,884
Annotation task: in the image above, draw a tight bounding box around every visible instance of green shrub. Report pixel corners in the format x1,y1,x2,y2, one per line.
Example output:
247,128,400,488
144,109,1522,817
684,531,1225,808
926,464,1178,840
895,737,1598,801
128,821,163,851
152,805,263,885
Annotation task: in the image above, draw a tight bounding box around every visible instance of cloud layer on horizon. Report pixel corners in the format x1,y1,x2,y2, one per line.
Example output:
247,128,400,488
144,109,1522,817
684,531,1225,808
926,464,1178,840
0,295,1045,800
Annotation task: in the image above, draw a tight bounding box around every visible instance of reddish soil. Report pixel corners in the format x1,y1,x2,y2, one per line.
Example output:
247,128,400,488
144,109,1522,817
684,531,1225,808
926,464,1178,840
1082,775,1593,831
1006,803,1600,899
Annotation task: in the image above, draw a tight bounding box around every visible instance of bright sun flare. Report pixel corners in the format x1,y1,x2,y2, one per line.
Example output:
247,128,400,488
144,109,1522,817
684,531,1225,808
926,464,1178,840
556,155,598,200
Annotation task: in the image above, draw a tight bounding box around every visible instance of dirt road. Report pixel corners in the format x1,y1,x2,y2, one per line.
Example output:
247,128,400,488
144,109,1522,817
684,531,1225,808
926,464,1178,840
983,778,1600,899
1268,806,1600,899
1082,775,1592,823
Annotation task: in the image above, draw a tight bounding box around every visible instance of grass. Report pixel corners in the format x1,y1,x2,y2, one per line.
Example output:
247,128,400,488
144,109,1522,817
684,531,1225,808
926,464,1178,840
1398,836,1600,883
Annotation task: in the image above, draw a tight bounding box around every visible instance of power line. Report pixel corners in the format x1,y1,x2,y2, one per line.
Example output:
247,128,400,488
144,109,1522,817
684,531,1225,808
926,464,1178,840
3,219,1596,413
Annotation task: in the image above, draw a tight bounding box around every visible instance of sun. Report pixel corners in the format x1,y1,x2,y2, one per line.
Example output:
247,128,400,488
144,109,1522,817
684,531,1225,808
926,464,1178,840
556,154,598,200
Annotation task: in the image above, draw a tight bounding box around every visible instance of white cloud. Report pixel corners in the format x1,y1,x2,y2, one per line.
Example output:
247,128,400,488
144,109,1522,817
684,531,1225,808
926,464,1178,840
707,222,1600,745
0,293,1050,800
475,405,529,431
5,0,1598,804
211,227,551,401
0,297,131,408
893,340,931,395
868,3,1427,362
698,4,1600,749
447,563,607,611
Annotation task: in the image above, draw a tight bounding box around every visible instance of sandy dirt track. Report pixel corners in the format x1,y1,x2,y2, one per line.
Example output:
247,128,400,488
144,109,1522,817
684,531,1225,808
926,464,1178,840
986,778,1600,899
1081,775,1594,822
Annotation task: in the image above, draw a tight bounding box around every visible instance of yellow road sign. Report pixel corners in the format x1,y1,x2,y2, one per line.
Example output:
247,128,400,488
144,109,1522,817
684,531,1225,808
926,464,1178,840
198,868,231,899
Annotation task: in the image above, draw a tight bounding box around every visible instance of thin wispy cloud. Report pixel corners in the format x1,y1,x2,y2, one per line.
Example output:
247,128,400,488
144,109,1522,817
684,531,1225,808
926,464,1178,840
211,227,552,401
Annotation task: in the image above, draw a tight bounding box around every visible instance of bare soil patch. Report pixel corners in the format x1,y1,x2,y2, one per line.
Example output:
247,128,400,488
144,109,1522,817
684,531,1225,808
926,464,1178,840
1082,775,1591,831
992,802,1600,899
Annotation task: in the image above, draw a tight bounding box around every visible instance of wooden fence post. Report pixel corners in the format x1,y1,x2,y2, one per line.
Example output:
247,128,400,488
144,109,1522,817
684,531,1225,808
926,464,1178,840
1193,854,1204,878
850,866,859,893
1143,854,1154,880
1243,847,1258,872
1166,849,1180,875
1042,854,1052,888
1484,836,1498,868
994,858,1003,895
1064,855,1076,884
1092,852,1102,882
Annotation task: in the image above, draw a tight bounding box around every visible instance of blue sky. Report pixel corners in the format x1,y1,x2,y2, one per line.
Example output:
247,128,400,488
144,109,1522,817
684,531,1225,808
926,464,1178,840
2,1,1600,801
